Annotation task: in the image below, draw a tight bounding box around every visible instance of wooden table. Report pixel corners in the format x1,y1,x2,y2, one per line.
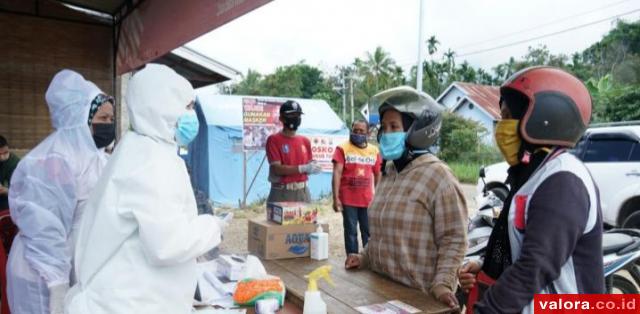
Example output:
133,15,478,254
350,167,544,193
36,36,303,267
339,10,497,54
262,258,457,314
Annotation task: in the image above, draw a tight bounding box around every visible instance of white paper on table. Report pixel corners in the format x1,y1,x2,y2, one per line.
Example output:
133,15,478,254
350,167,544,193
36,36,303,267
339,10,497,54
355,300,421,314
192,308,246,314
195,261,237,307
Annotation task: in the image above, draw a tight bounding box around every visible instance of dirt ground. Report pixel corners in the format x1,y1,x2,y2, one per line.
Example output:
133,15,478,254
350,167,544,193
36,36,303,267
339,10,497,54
216,184,478,262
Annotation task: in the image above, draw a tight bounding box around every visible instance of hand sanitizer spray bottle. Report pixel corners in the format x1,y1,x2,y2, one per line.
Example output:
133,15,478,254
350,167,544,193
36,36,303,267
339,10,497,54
310,222,328,260
303,265,335,314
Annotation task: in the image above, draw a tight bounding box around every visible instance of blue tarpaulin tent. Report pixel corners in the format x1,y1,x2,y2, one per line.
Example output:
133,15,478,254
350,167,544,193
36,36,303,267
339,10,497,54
188,94,349,207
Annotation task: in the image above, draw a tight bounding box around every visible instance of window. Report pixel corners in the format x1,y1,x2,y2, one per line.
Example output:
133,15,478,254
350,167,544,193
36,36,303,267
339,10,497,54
630,143,640,162
582,139,634,162
570,136,587,159
468,103,474,110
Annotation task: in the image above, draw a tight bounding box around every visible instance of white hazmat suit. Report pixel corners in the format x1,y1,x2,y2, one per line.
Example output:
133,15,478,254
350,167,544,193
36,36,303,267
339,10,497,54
7,70,108,314
65,64,224,314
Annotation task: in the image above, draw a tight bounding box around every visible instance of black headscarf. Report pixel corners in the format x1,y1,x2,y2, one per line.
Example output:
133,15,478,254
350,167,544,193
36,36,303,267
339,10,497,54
482,87,551,278
481,150,548,279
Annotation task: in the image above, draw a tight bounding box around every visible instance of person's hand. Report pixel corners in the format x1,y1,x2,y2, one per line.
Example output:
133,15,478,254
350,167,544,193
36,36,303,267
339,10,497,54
438,291,459,309
333,199,343,212
0,186,7,195
345,254,361,269
215,212,233,230
299,161,322,175
48,283,69,314
458,260,482,293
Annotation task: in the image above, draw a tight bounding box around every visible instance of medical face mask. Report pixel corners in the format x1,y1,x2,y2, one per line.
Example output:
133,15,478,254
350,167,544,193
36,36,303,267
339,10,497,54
379,131,406,160
175,111,200,146
350,133,367,147
283,116,301,131
92,123,116,149
494,119,521,166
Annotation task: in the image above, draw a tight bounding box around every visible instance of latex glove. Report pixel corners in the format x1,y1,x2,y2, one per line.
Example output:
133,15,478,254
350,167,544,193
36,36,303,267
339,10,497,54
298,161,322,175
215,212,233,230
48,283,69,314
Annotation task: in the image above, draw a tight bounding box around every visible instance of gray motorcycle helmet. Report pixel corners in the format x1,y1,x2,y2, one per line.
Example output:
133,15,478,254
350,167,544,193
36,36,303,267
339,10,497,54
371,86,443,149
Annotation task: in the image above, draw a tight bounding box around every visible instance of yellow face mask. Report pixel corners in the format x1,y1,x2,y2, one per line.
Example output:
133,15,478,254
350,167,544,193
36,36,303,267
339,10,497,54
494,119,521,166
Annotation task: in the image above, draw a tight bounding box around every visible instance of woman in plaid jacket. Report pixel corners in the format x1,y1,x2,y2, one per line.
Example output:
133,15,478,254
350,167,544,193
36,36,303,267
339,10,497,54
346,86,468,309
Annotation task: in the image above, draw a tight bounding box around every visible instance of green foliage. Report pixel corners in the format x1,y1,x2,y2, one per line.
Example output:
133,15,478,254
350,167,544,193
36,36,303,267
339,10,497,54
438,113,501,164
233,69,263,95
229,21,640,132
448,162,482,184
604,88,640,121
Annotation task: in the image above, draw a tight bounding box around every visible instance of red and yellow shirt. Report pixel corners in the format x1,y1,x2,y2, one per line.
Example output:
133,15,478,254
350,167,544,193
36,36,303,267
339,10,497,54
332,141,381,208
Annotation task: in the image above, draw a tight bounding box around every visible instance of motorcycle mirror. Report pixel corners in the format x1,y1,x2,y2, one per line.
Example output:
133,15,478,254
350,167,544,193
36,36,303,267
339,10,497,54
479,167,488,195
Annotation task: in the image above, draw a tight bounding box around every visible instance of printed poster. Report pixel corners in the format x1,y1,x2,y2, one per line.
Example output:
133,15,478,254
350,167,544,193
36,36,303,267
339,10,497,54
308,135,349,172
242,98,282,151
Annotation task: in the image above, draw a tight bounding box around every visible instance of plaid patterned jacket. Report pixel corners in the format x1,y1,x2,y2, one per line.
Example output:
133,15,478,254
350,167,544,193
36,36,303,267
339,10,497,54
363,154,468,298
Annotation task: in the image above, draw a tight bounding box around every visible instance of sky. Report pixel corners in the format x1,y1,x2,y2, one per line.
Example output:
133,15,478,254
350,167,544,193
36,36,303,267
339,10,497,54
188,0,640,78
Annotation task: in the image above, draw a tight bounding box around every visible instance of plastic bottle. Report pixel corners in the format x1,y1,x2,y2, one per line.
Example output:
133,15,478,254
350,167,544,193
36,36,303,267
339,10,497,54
303,265,335,314
310,223,328,260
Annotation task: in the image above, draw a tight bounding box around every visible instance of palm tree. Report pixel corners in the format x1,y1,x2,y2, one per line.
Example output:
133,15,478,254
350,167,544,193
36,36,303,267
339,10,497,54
392,66,406,85
364,46,394,91
444,49,456,76
427,36,440,57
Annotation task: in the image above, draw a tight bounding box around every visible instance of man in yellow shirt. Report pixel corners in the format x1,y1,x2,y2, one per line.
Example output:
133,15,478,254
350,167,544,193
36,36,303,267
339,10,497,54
332,119,382,255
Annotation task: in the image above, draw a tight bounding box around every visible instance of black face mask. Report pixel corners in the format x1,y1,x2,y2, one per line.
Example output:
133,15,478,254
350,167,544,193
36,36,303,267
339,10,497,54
283,116,301,131
92,123,116,148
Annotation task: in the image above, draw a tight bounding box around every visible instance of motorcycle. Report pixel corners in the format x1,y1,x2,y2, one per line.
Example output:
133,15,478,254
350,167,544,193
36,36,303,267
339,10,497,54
602,228,640,293
466,168,504,259
463,167,640,295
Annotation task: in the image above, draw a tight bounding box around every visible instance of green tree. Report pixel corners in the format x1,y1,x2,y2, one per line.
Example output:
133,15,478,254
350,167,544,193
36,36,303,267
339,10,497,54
604,88,640,121
427,35,440,57
232,69,263,95
439,113,489,162
363,46,395,91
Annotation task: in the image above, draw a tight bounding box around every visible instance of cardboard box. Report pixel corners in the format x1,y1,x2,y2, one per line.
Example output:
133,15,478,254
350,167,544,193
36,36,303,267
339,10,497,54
267,202,318,225
248,219,329,260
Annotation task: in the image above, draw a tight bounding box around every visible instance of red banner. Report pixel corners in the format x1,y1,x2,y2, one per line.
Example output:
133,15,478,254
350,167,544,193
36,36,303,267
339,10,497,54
116,0,273,74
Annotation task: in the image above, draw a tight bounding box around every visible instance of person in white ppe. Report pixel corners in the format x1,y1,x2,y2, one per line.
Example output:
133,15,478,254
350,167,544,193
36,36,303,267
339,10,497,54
7,70,113,314
65,64,225,314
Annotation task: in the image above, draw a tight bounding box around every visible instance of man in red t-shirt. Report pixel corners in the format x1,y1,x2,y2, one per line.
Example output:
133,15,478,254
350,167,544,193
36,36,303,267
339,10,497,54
266,100,321,202
332,119,381,255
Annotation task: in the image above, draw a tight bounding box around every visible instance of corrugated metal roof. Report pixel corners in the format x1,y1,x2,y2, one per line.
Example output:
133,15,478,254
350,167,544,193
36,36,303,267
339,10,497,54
455,82,501,119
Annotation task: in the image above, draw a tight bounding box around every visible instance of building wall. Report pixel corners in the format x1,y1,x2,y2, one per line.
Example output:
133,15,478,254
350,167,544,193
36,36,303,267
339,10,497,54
439,87,466,110
0,13,113,150
454,100,496,145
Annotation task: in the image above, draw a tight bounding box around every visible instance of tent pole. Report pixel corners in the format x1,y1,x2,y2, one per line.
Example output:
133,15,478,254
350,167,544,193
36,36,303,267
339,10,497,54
242,150,247,208
244,155,267,203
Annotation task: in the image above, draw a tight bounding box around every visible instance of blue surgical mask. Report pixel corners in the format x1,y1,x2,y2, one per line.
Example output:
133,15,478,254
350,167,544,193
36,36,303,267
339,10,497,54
379,132,406,160
175,111,199,146
350,133,367,147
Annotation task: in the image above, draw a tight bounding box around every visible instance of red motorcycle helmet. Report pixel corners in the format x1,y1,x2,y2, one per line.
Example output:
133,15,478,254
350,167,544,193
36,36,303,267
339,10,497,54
501,66,592,147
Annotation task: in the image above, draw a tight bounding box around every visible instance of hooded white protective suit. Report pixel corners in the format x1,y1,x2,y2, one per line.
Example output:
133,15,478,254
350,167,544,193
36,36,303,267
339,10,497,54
7,70,108,314
65,64,223,314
